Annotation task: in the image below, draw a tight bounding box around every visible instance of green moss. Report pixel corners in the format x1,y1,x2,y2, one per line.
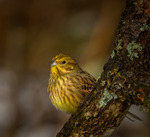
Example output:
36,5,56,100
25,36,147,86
75,121,78,126
96,75,101,81
122,21,126,24
113,68,119,74
112,68,121,77
89,135,94,137
111,50,115,58
140,23,150,31
116,39,123,53
126,41,142,61
111,39,123,58
97,88,118,108
101,80,106,86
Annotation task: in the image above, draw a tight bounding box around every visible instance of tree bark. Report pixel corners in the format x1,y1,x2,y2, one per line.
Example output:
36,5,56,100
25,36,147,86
57,0,150,136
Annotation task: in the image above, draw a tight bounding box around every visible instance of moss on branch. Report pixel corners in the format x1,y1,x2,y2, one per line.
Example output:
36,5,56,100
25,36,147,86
56,0,150,136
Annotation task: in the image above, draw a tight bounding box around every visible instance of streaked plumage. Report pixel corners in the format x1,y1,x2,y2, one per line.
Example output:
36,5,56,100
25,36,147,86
48,54,96,113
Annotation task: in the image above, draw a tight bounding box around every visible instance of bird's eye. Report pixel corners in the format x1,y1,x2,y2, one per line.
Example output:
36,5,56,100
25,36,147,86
62,60,66,64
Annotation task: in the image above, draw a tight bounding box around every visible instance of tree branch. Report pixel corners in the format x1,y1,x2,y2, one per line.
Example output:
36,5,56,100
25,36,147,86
57,0,150,136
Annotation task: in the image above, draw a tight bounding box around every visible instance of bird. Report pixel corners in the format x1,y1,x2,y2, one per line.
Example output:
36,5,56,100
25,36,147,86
48,53,96,114
47,53,142,121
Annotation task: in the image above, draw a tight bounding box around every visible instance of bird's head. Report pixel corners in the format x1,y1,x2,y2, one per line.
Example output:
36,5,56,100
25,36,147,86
50,54,80,76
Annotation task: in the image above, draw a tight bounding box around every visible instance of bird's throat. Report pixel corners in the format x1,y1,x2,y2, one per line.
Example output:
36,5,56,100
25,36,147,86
51,66,61,77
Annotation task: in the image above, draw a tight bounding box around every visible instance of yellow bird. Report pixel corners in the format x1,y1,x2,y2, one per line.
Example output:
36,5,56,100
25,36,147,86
48,53,96,113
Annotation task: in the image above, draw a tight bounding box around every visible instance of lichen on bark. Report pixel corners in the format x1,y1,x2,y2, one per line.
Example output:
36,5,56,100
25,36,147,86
56,0,150,136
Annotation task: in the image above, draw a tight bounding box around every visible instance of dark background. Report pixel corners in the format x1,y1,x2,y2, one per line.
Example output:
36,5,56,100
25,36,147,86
0,0,149,137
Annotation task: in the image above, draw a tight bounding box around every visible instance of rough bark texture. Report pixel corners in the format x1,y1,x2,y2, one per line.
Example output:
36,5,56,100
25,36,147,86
57,0,150,136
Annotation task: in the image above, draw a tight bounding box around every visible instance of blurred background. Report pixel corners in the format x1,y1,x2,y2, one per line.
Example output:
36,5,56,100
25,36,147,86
0,0,149,137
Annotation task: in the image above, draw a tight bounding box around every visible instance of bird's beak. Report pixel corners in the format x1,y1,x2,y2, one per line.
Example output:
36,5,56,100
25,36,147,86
50,60,57,66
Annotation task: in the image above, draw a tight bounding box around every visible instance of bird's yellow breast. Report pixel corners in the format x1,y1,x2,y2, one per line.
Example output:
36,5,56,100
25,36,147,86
49,76,79,113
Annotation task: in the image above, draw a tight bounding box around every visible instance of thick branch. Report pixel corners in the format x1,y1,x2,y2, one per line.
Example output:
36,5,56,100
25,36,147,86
57,0,150,136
